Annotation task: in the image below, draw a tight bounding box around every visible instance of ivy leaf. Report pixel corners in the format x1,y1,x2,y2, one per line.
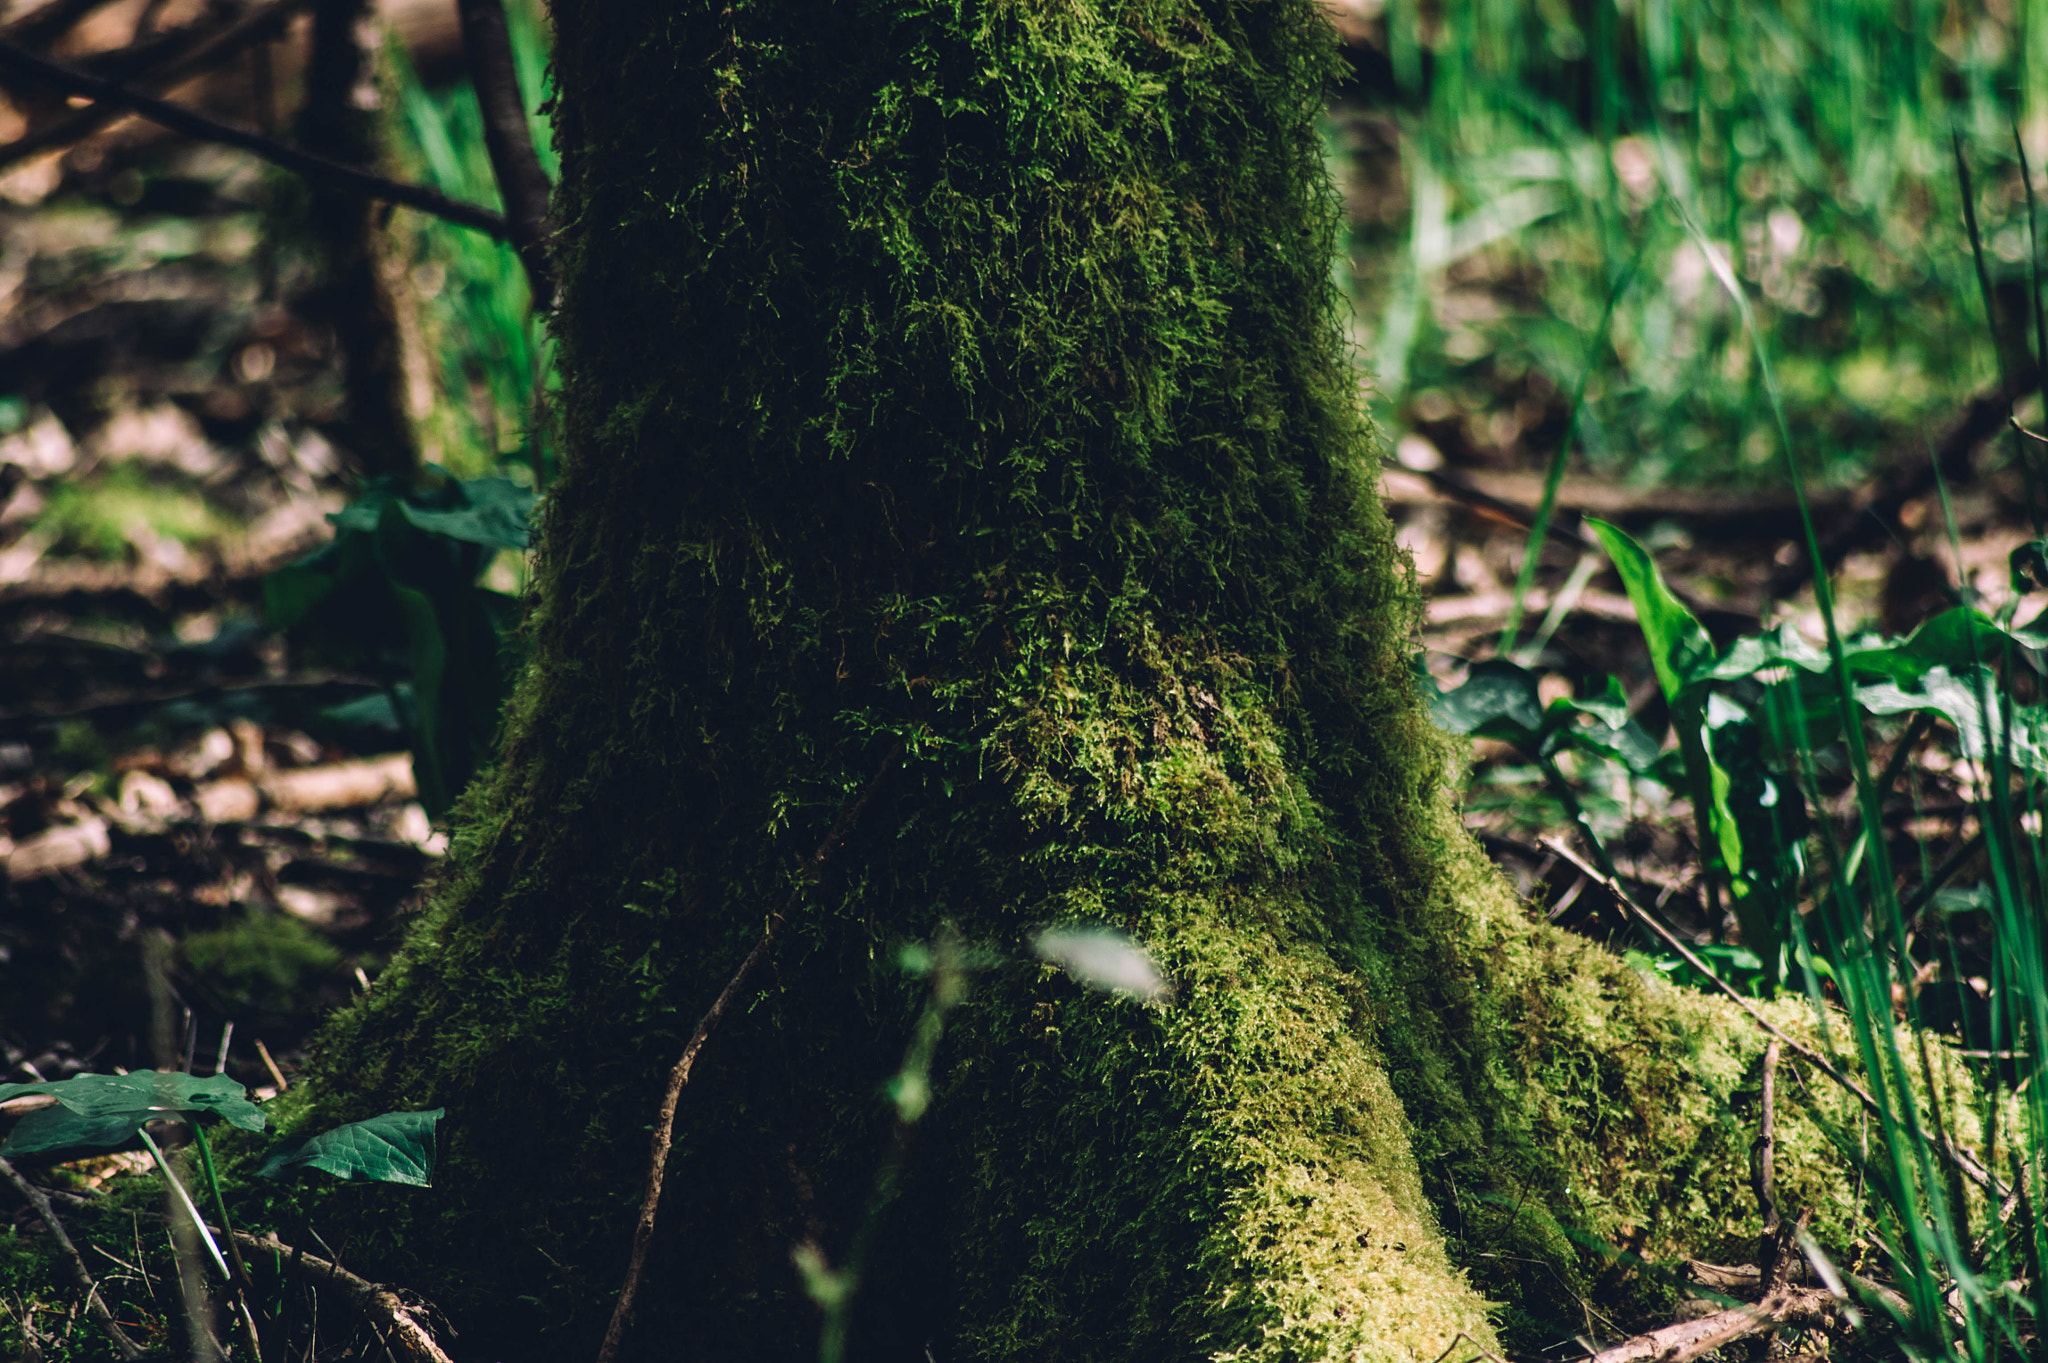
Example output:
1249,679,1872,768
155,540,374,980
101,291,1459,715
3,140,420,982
256,1110,444,1186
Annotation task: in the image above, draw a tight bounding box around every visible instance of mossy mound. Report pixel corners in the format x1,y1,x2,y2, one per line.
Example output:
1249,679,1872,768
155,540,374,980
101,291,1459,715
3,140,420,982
289,2,1930,1360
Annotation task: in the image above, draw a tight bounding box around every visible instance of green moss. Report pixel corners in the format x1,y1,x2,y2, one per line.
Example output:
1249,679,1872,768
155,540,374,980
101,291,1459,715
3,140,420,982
289,2,1927,1360
184,909,345,1021
34,464,224,561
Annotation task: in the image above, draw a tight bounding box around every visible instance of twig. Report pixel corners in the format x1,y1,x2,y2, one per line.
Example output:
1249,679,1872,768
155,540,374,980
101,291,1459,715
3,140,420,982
254,1037,289,1092
1754,1040,1781,1257
454,0,554,308
0,37,510,239
0,1155,145,1360
596,743,905,1363
233,1230,454,1363
1688,1256,1912,1319
36,1185,454,1363
1536,836,2000,1196
1585,1286,1836,1363
0,0,312,174
1428,1329,1511,1363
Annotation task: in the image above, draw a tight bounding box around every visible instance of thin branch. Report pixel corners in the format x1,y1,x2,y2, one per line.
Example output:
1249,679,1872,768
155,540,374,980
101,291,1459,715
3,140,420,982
597,743,906,1363
1584,1286,1836,1363
0,1154,146,1360
454,0,554,308
35,1185,455,1363
0,0,312,174
0,0,113,49
0,37,510,239
1536,836,2000,1196
1754,1040,1781,1254
234,1230,454,1363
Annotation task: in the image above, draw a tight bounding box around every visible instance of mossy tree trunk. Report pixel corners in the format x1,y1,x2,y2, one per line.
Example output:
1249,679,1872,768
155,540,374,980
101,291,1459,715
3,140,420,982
301,3,1874,1360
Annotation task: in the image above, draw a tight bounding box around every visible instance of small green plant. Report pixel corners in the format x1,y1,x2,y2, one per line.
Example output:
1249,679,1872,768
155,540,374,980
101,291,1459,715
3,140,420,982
1430,521,2047,995
265,467,533,817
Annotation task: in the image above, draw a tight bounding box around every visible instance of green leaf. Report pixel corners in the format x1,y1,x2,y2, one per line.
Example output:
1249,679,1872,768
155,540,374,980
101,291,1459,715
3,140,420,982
1589,518,1745,897
1585,518,1717,699
2012,540,2048,594
394,477,533,550
1856,666,2048,773
2,1106,156,1158
256,1109,444,1186
1424,658,1544,738
0,1071,266,1157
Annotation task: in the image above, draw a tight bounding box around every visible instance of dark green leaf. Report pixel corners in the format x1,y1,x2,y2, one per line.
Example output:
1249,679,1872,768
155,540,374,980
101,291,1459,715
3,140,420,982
0,1071,266,1156
2013,540,2048,594
256,1109,444,1186
1425,658,1544,739
1,1105,154,1158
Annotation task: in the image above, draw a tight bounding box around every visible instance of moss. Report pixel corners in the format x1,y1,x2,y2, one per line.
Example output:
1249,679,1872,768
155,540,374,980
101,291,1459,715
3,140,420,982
34,464,223,560
183,908,346,1023
291,1,1931,1360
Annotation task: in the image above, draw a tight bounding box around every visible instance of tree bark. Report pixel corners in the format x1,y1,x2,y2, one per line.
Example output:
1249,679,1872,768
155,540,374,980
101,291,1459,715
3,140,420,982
297,4,1901,1361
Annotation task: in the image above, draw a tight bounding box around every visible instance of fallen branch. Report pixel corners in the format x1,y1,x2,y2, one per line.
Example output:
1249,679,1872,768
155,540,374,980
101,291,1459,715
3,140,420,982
0,1154,146,1360
597,742,906,1363
1585,1285,1836,1363
1537,835,2001,1197
0,38,509,239
33,1183,455,1363
1688,1258,1912,1320
1754,1040,1781,1259
234,1229,453,1363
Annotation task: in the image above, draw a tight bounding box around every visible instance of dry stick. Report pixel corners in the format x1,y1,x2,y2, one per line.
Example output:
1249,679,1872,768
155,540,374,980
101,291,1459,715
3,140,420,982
453,0,554,309
596,743,906,1363
233,1231,453,1363
36,1183,454,1363
0,0,313,173
0,38,510,238
1427,1329,1511,1363
1536,836,2001,1197
1754,1039,1782,1268
0,1154,146,1360
254,1037,290,1092
1585,1292,1835,1363
1594,1217,1820,1363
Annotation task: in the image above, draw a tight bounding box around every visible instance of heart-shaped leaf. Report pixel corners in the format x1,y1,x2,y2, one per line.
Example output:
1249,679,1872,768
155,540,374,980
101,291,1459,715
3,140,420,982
256,1110,444,1186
